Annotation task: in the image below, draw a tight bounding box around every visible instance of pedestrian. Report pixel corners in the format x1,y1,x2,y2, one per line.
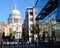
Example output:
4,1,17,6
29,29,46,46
35,37,39,48
1,42,3,48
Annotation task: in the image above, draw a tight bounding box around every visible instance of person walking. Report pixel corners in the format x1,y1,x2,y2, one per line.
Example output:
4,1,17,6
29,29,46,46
35,37,39,48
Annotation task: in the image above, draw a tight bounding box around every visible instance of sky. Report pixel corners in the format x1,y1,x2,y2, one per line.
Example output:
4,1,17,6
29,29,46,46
0,0,36,23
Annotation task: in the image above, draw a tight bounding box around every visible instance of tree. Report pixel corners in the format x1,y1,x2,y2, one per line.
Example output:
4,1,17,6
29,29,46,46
9,28,14,40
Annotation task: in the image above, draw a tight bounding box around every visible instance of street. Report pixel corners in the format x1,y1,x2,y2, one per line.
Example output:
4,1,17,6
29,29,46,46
1,44,35,48
1,42,60,48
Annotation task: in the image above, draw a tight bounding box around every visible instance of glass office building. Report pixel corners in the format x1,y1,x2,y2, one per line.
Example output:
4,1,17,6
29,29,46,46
35,0,60,42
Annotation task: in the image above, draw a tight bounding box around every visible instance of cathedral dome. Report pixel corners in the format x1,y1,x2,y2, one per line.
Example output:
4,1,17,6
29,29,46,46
10,4,21,16
9,4,22,19
11,10,20,15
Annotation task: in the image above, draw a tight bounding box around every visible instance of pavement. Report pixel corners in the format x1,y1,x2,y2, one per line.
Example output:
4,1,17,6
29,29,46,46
1,44,35,48
0,44,60,48
0,42,60,48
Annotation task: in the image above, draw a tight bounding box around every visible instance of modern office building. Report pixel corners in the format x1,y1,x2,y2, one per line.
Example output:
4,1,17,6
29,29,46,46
35,0,60,42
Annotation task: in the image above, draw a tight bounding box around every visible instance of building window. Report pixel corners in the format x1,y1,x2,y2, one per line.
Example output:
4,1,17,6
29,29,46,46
14,18,18,23
16,27,18,30
30,24,33,30
9,19,12,23
30,12,33,15
16,34,18,37
30,18,33,21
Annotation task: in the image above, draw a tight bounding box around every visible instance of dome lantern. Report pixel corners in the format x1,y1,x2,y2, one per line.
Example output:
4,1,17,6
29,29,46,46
10,4,21,16
14,3,17,10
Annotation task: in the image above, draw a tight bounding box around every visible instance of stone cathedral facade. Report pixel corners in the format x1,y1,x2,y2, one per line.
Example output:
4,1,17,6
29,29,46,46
8,4,23,40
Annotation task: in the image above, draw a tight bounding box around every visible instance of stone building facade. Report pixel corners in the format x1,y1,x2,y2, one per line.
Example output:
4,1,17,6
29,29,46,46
8,4,23,40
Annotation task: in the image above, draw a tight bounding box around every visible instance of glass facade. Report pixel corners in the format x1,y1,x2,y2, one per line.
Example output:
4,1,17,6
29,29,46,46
57,0,60,22
35,0,60,42
35,0,48,16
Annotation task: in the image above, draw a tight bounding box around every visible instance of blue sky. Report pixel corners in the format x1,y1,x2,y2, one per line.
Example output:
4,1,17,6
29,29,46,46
0,0,36,23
